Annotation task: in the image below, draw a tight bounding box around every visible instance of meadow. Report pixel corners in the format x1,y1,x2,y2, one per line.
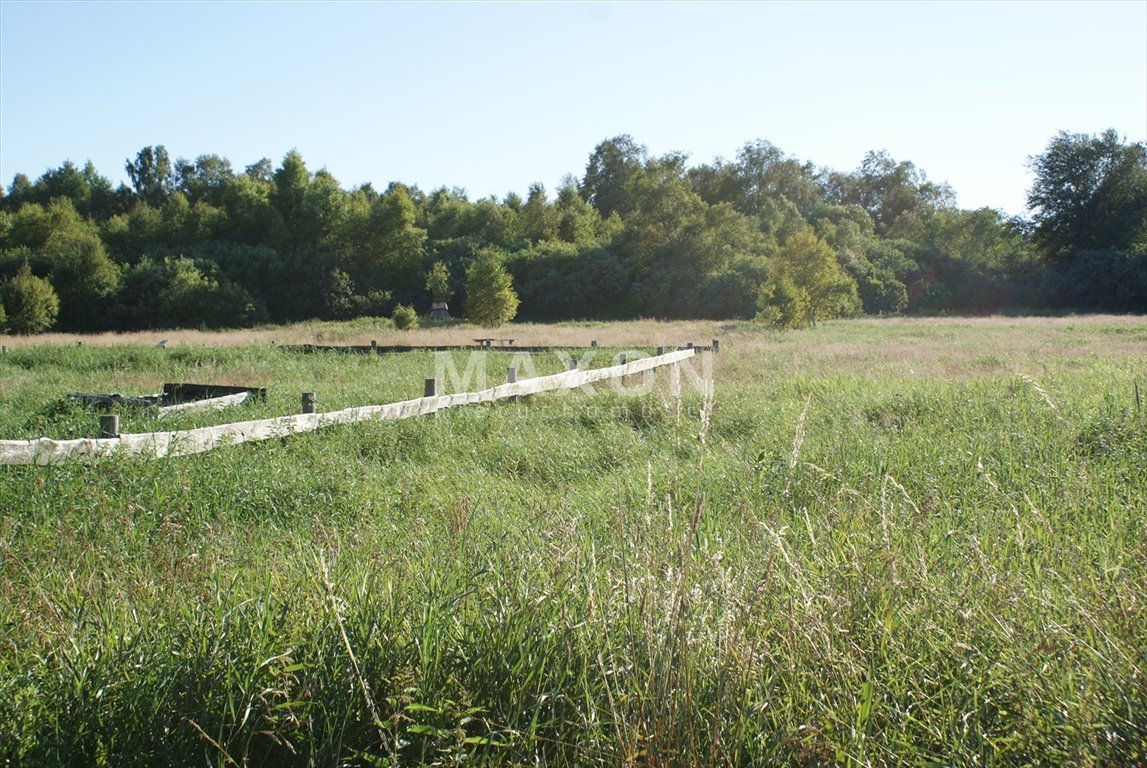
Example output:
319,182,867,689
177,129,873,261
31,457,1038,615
1,316,1144,766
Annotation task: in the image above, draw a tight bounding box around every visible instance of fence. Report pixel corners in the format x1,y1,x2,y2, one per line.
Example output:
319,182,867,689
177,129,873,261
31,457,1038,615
278,339,719,355
0,349,696,466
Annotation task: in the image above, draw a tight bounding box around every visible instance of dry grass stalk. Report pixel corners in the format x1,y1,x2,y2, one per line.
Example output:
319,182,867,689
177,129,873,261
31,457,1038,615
318,552,388,748
186,718,241,767
1017,373,1070,426
788,395,812,472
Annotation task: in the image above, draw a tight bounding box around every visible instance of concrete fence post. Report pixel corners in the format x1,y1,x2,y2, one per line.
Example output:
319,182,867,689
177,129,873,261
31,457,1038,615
506,367,517,384
424,378,437,397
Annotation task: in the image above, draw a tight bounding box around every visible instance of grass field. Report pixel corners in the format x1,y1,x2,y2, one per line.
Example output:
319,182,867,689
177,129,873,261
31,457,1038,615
1,316,1145,766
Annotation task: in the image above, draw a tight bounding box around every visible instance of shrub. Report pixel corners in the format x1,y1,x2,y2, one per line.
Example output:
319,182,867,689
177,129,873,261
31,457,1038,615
323,268,392,321
1,262,59,334
755,275,808,328
391,303,419,330
118,257,265,330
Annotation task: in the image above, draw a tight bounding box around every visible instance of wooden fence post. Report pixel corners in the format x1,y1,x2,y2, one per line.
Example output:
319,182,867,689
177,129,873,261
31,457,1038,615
656,346,664,356
301,392,316,414
99,414,119,439
712,338,719,353
424,378,438,418
371,340,378,355
619,352,627,365
687,342,694,350
591,340,597,348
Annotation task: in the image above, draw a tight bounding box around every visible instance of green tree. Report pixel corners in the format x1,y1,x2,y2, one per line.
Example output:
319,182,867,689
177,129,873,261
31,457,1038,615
625,176,770,318
323,267,359,320
580,135,649,219
219,173,282,246
100,202,163,262
1,174,35,212
158,192,224,247
125,145,175,207
756,228,859,327
270,150,311,236
1,262,59,334
554,180,603,245
521,182,557,242
174,153,234,207
462,196,520,249
45,225,120,331
302,170,348,244
244,158,274,183
421,186,470,241
426,261,452,302
465,249,519,327
1026,129,1147,261
3,202,52,249
338,184,427,304
118,256,263,330
321,267,390,321
915,207,1040,312
811,202,908,315
0,199,120,330
827,150,954,238
24,160,119,219
698,139,825,218
755,274,809,328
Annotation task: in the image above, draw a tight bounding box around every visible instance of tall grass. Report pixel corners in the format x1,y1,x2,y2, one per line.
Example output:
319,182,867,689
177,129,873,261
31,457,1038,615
1,316,1144,765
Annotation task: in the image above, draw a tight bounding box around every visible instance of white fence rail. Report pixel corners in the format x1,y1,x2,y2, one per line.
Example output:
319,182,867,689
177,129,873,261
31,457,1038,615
1,349,695,466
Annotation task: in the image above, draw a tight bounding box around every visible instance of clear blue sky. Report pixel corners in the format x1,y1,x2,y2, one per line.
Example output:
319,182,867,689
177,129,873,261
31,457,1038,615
1,0,1144,217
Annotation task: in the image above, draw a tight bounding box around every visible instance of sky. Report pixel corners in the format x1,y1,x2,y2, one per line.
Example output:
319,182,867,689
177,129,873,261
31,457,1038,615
1,0,1145,217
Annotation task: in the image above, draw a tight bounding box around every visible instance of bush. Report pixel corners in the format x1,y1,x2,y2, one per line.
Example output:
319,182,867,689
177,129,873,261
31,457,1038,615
1044,247,1147,313
118,256,265,330
755,275,809,328
391,303,419,330
1,262,59,334
323,268,391,321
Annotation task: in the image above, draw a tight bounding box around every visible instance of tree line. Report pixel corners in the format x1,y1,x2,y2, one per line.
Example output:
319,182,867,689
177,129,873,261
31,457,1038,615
1,129,1144,334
